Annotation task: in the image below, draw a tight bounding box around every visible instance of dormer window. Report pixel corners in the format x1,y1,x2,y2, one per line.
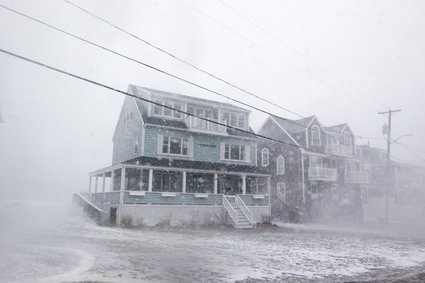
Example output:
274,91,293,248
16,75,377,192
344,132,352,146
311,125,321,145
152,99,182,119
261,148,269,166
221,111,246,129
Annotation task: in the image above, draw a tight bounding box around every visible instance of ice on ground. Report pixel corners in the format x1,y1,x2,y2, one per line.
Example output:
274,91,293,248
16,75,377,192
1,199,425,282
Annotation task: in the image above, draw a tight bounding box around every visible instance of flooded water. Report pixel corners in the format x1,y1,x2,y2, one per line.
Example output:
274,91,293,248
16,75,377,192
1,199,425,283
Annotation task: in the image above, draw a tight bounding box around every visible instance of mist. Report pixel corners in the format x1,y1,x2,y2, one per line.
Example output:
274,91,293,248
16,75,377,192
1,0,425,282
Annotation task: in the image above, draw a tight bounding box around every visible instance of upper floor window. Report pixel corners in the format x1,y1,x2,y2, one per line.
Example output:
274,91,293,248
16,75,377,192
277,155,285,174
221,111,246,129
262,148,269,166
159,136,188,156
225,144,245,161
153,99,182,118
311,125,321,145
344,132,352,146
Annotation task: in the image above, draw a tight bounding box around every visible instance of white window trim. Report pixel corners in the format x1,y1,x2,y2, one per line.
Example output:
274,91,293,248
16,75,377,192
277,155,285,175
221,143,250,162
261,148,269,166
157,135,191,157
311,125,321,146
152,99,184,120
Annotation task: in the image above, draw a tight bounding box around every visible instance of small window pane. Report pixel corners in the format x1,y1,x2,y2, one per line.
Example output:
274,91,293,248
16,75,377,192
225,144,230,159
170,138,181,154
238,114,245,128
162,137,169,153
173,103,182,118
163,102,172,116
153,101,162,115
230,145,240,160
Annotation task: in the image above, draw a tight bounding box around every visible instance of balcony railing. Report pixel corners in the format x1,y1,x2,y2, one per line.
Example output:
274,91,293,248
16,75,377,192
326,144,353,157
345,171,369,184
185,116,227,134
308,166,337,181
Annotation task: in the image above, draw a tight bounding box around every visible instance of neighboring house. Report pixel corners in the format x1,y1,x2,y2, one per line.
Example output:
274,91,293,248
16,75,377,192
85,85,271,228
258,115,368,222
357,144,425,204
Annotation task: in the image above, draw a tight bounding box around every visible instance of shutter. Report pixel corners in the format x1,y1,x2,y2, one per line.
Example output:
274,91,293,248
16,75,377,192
220,143,225,160
187,137,194,158
157,134,163,154
245,145,251,163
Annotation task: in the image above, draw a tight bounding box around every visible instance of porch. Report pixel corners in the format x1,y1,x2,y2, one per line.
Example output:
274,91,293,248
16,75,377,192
86,160,271,227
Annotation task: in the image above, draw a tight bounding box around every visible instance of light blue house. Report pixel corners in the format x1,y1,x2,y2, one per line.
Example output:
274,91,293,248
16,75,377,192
85,85,271,228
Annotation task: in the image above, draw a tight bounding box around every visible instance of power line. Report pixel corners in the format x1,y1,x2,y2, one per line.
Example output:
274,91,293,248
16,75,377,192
0,3,331,136
0,3,303,126
63,0,304,119
177,0,380,112
0,47,315,152
218,0,384,108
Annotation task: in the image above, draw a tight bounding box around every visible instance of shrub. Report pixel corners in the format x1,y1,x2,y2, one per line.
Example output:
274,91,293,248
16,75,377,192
121,215,133,228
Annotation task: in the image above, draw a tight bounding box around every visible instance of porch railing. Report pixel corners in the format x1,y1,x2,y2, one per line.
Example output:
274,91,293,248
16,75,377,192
308,166,337,181
223,195,238,225
236,195,254,225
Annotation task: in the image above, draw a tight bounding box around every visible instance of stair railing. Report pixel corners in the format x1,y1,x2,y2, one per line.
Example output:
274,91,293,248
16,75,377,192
236,195,254,226
223,195,238,226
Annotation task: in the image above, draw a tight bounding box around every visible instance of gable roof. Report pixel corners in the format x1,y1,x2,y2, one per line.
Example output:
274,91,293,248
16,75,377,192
271,115,315,134
129,85,255,138
325,124,347,134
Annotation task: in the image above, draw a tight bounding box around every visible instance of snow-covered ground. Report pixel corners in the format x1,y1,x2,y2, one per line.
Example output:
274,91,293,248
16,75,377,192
1,200,425,283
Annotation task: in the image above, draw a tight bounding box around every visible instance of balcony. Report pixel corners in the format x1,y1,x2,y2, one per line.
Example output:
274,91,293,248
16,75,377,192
308,166,337,181
185,116,227,135
326,144,353,157
345,171,369,184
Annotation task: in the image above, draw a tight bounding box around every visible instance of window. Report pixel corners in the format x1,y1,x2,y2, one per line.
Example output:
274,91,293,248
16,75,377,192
221,111,245,129
153,171,182,192
277,155,285,174
344,132,352,146
261,148,269,166
224,144,245,161
311,125,321,145
152,99,183,118
134,137,139,154
162,136,188,156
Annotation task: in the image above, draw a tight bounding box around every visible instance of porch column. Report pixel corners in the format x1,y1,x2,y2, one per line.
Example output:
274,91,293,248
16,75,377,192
182,171,187,193
102,173,106,193
120,166,126,204
88,176,92,195
94,175,99,193
110,170,115,192
214,173,218,194
242,175,246,195
148,168,153,192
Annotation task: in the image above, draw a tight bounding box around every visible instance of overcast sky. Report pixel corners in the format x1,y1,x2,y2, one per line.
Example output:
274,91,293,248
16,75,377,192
1,0,425,199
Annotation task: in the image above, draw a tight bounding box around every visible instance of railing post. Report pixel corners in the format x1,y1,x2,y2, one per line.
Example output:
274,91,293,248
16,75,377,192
242,175,246,195
110,170,115,192
148,168,153,192
120,166,126,204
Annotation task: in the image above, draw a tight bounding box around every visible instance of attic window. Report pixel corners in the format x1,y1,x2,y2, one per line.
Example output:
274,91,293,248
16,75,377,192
311,125,321,146
152,99,183,119
261,148,269,166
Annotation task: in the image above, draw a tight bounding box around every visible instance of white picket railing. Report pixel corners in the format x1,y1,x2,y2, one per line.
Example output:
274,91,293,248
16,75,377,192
223,195,238,226
236,195,253,225
308,166,337,181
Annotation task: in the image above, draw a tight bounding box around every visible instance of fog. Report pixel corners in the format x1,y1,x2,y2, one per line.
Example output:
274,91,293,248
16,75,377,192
1,0,425,282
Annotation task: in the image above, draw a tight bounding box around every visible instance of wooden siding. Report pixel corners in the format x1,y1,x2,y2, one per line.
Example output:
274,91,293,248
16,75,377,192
112,97,144,164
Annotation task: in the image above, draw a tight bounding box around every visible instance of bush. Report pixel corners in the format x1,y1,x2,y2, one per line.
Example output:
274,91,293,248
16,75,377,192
121,215,133,228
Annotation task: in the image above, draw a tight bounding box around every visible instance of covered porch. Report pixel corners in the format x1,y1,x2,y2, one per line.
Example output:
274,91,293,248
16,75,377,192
87,161,270,207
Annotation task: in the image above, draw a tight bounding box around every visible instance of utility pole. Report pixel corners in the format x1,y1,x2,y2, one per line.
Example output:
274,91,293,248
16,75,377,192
378,108,401,223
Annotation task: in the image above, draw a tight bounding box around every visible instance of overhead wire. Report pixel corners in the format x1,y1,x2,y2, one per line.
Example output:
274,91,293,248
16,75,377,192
176,0,381,112
63,0,305,119
0,47,317,152
218,0,385,108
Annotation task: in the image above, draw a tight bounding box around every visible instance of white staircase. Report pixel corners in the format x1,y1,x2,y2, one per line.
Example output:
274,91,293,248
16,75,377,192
223,195,254,229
